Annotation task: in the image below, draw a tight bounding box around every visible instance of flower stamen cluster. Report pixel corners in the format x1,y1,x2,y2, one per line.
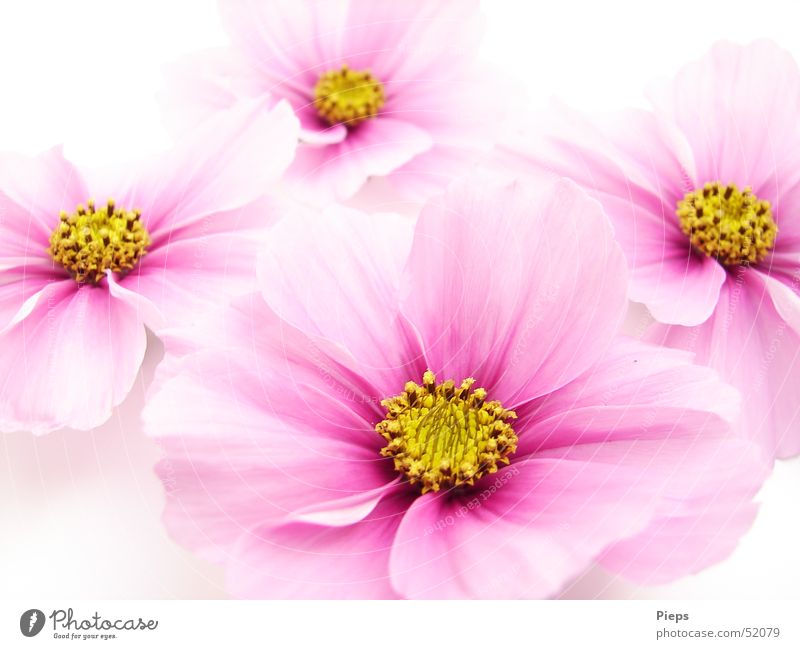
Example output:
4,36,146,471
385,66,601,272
377,370,518,493
313,65,385,127
48,199,149,284
677,182,777,266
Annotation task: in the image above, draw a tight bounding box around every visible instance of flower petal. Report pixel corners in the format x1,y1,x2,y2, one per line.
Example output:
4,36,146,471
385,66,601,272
146,294,400,560
647,40,800,190
94,98,298,237
287,117,432,200
258,201,424,398
632,249,726,326
0,281,146,433
648,270,800,458
400,176,628,406
516,336,740,456
498,105,728,326
125,195,282,329
389,459,657,599
0,146,88,240
226,492,412,599
0,270,56,331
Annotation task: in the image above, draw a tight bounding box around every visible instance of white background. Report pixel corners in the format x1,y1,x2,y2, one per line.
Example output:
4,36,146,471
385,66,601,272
0,0,799,599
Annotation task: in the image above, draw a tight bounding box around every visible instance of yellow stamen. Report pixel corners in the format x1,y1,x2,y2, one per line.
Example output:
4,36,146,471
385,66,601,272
377,370,518,494
677,182,777,266
48,199,150,284
313,64,385,127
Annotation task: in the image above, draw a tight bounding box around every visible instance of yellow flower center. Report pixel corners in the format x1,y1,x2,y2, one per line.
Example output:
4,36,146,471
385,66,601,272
377,370,518,494
48,199,150,285
313,64,385,127
676,182,777,266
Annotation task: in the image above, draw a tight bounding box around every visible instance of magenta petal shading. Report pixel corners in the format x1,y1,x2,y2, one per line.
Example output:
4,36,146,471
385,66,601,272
401,177,628,405
389,459,659,598
517,337,740,456
146,294,402,561
0,281,146,433
258,202,424,397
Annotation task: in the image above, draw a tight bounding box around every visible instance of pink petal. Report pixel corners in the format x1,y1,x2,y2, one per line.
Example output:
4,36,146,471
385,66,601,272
499,106,728,326
0,281,146,433
298,123,347,145
218,0,482,90
542,436,767,585
648,270,800,458
289,478,402,527
226,492,412,599
105,272,165,332
769,182,800,252
0,269,56,330
599,503,759,584
0,146,88,240
761,268,800,333
0,194,52,265
362,0,483,83
632,249,726,326
502,104,690,221
389,459,658,599
401,176,628,406
146,294,401,560
125,196,280,329
218,0,328,91
647,40,800,190
287,117,432,200
516,336,740,455
258,202,424,398
95,98,298,237
387,142,489,201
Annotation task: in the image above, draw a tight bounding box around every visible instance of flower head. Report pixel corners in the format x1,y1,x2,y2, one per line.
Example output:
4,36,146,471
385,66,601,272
160,0,506,200
145,177,766,598
0,99,299,433
500,40,800,459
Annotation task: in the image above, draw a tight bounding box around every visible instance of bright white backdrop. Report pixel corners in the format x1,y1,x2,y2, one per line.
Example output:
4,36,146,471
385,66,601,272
0,0,798,599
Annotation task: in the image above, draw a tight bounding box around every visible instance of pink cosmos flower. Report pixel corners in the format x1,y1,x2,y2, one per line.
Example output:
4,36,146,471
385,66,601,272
500,40,800,459
145,177,766,598
0,99,298,433
159,0,503,201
